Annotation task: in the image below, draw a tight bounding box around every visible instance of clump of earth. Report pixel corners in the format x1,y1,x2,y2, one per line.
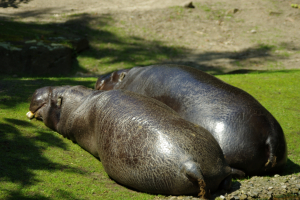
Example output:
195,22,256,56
155,174,300,200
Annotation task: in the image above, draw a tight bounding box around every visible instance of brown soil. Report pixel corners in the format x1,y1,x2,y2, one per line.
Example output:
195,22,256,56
1,0,300,73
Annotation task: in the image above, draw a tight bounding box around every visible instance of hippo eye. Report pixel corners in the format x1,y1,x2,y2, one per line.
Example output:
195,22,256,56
57,97,62,107
119,72,126,82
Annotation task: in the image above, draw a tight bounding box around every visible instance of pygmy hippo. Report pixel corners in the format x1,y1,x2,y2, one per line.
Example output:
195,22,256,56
95,64,287,178
27,85,232,197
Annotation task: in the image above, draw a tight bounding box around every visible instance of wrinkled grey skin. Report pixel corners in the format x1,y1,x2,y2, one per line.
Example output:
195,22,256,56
95,64,287,178
27,85,232,196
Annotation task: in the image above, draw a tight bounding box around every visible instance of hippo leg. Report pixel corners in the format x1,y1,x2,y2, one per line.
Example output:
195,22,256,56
231,168,246,179
219,175,232,190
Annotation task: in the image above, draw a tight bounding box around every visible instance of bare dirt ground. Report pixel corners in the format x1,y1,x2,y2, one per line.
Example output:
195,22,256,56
1,0,300,73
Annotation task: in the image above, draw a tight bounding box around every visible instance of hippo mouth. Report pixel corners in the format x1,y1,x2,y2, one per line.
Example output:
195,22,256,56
26,103,46,120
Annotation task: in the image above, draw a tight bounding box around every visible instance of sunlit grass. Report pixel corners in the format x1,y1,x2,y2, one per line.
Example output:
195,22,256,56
0,70,299,199
218,70,300,174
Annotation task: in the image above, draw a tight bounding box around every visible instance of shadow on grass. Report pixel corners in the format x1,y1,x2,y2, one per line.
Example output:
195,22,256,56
0,78,96,109
2,189,82,200
63,14,299,76
282,159,300,175
0,0,31,8
0,118,86,199
2,12,298,77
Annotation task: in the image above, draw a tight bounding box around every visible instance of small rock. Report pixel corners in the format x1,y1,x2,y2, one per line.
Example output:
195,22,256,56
25,40,37,44
249,191,258,198
274,174,280,177
239,194,247,200
183,1,195,8
282,185,287,189
220,195,225,199
250,29,256,34
269,11,282,16
51,43,64,47
226,8,239,15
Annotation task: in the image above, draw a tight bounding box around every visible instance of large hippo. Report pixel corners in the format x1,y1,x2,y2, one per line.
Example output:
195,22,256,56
26,85,232,197
95,64,287,178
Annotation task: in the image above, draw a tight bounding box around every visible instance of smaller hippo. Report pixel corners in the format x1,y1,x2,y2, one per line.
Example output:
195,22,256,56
95,64,287,178
27,85,232,197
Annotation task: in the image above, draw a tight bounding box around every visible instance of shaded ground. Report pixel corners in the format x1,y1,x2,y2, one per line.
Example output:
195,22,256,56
1,0,300,75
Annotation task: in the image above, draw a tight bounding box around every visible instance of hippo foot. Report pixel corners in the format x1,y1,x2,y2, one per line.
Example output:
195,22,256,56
231,168,246,179
219,174,232,191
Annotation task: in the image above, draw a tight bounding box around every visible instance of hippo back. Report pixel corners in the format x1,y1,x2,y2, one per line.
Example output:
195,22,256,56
112,65,287,176
55,88,231,195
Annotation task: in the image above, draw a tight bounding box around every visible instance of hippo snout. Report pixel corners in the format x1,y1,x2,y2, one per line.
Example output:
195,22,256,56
219,174,232,191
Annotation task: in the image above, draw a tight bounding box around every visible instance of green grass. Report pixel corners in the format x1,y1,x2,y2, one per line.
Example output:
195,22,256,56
0,77,159,200
218,70,300,174
1,8,300,199
1,70,299,199
0,16,181,77
74,16,180,75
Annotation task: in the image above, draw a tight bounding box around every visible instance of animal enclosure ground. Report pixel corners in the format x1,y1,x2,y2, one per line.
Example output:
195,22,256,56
1,0,300,199
0,0,300,75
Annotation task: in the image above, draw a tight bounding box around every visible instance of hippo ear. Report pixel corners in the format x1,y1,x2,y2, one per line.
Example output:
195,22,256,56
98,80,105,90
110,72,117,81
119,72,127,82
57,97,62,108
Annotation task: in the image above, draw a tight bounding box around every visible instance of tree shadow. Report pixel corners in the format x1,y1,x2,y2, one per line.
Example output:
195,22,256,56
0,0,31,8
163,41,300,75
0,78,96,110
61,14,300,76
0,118,87,199
3,189,83,200
282,158,300,175
1,12,299,76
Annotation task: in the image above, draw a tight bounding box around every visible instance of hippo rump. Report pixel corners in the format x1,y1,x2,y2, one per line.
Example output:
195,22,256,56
26,85,232,197
95,64,287,178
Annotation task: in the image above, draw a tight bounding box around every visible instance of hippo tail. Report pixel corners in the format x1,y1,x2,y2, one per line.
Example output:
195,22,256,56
182,161,210,198
264,133,287,174
262,114,287,174
265,137,277,168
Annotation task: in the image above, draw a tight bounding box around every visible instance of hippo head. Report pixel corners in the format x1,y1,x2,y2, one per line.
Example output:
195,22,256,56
26,86,72,131
95,69,129,90
27,85,98,133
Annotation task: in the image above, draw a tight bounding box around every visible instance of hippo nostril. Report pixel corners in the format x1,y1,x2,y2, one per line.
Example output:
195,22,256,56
219,174,232,191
